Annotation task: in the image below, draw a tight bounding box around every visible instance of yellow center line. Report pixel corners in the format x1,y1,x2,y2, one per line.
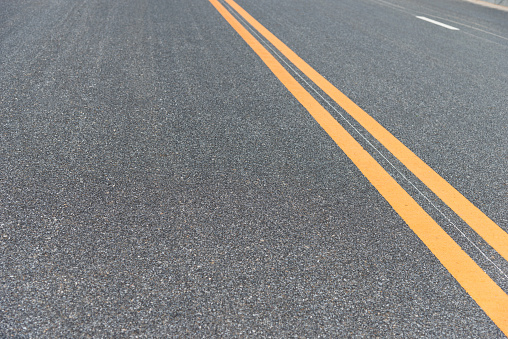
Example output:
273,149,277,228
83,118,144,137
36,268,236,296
223,0,508,264
209,0,508,334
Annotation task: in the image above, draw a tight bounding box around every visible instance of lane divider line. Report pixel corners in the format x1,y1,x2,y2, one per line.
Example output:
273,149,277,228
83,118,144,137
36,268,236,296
209,0,508,334
223,1,508,281
416,16,460,30
222,0,508,264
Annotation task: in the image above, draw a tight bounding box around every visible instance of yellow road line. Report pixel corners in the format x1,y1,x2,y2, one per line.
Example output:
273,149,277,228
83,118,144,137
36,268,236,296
223,0,508,264
209,0,508,334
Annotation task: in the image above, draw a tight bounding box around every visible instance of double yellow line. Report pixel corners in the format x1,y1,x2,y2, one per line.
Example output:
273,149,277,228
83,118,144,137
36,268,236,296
209,0,508,334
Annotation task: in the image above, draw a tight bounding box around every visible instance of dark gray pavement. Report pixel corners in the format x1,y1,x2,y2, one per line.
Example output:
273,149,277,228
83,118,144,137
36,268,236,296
1,0,507,337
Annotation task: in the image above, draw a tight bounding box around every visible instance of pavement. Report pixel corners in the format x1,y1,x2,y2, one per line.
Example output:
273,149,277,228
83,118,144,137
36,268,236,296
467,0,508,11
476,0,508,8
1,0,507,337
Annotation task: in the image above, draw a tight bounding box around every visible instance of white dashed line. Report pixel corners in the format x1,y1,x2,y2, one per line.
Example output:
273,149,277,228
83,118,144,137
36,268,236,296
416,16,460,30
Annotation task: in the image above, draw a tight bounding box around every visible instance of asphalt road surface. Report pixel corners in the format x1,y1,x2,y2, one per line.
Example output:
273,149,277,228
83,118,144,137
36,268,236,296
1,0,507,337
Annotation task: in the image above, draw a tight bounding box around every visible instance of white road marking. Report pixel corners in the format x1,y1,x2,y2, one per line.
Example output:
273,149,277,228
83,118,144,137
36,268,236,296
416,16,460,30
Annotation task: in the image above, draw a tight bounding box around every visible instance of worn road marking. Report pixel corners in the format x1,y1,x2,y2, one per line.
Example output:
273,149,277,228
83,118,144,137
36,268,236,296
223,0,508,264
416,16,460,30
210,0,508,335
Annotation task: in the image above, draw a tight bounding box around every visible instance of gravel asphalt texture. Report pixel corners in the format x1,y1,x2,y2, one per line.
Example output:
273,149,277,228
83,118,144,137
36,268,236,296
1,0,507,337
